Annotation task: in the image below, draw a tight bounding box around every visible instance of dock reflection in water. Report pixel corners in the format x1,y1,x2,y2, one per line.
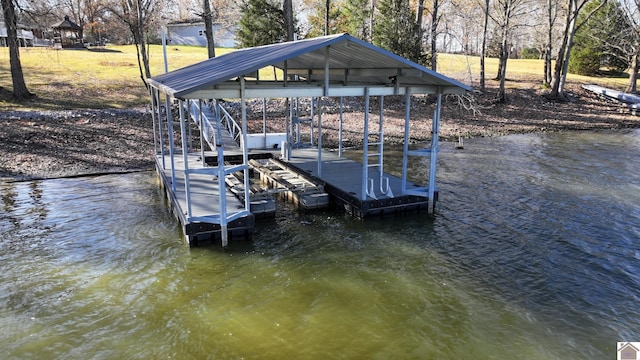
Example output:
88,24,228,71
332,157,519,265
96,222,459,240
1,130,639,359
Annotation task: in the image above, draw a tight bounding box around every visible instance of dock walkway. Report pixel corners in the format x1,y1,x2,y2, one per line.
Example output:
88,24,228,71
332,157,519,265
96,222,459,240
156,152,254,246
283,149,431,218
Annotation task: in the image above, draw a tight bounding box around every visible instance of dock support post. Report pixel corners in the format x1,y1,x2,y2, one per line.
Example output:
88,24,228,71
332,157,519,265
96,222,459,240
339,97,344,158
401,88,411,193
262,98,267,148
214,94,229,248
178,100,193,218
150,87,159,160
285,98,291,160
361,88,370,201
317,97,323,177
156,89,166,169
240,77,251,221
428,91,442,215
378,96,384,181
198,99,206,165
165,95,177,193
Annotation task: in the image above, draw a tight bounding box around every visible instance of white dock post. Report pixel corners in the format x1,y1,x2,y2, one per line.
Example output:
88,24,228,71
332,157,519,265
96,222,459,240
149,87,159,159
401,89,411,193
317,97,323,177
198,100,206,165
178,101,193,218
165,95,177,192
214,98,229,248
361,88,370,201
155,89,166,169
428,91,443,215
338,97,344,158
240,77,251,216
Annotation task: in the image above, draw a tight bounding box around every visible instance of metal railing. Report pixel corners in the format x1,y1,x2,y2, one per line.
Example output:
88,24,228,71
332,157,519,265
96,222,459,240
217,102,242,145
188,100,241,150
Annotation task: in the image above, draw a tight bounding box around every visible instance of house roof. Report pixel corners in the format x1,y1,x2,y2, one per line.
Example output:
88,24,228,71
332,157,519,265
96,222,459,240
53,16,81,30
147,33,471,99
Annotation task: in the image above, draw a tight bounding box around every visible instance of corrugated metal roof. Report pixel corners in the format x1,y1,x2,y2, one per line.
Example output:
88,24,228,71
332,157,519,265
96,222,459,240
147,33,470,98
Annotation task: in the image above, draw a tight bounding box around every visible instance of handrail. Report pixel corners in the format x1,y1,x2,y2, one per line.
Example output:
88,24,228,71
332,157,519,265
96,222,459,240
216,102,242,145
188,100,242,150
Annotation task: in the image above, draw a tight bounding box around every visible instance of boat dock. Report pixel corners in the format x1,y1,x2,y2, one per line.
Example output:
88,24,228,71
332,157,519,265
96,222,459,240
146,34,470,247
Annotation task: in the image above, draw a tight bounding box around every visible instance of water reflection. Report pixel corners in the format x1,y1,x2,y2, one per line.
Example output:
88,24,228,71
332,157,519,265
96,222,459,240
0,131,639,359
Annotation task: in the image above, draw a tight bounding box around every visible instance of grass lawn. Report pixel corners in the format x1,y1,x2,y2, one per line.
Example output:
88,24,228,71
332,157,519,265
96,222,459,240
0,45,632,111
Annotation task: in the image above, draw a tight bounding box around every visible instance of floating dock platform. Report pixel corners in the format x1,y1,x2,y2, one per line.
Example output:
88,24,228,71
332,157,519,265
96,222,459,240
278,149,433,218
155,152,255,247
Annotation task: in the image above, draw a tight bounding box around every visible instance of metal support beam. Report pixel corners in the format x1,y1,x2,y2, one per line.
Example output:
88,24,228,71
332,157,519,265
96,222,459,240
361,88,370,201
156,89,166,169
198,100,206,165
214,93,228,247
401,89,411,193
240,77,251,217
165,95,176,192
178,100,193,218
338,96,344,158
149,87,159,159
428,91,443,215
317,97,323,177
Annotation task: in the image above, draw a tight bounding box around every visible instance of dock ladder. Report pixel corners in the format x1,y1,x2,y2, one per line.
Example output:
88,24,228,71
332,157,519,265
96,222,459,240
291,97,315,147
401,92,443,214
362,91,394,200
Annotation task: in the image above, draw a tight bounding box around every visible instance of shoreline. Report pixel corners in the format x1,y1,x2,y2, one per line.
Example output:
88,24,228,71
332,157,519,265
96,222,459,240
1,85,639,182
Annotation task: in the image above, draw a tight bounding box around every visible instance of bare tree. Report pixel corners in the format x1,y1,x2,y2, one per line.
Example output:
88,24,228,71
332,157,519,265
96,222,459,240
481,0,490,91
325,0,330,35
542,0,561,86
105,0,162,84
549,0,605,98
283,0,295,40
490,0,532,102
603,0,640,92
429,0,443,70
202,0,216,57
2,0,33,100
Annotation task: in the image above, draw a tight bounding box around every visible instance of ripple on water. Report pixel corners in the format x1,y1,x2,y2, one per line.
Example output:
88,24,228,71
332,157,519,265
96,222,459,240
1,132,639,358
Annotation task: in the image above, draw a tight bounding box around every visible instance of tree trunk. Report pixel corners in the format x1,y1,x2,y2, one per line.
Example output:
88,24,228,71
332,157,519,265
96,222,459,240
2,0,33,100
495,45,504,80
325,0,330,35
480,0,489,92
498,30,509,102
626,50,639,93
203,0,216,58
416,0,424,62
497,0,513,103
543,0,554,86
131,0,151,85
430,0,439,71
550,0,572,98
283,0,294,41
416,0,424,32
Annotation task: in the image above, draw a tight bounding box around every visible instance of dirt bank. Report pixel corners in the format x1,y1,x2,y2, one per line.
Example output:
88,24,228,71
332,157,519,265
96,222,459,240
1,82,638,182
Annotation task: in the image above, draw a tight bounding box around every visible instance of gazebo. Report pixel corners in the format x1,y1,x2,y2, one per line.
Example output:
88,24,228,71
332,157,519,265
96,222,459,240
146,34,471,246
52,16,83,48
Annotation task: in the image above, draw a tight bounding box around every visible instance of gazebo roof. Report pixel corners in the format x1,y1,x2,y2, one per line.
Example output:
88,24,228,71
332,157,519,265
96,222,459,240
53,16,81,30
147,33,471,100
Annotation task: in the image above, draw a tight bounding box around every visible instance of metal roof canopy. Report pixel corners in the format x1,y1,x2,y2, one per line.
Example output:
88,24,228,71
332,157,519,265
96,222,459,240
146,33,471,99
